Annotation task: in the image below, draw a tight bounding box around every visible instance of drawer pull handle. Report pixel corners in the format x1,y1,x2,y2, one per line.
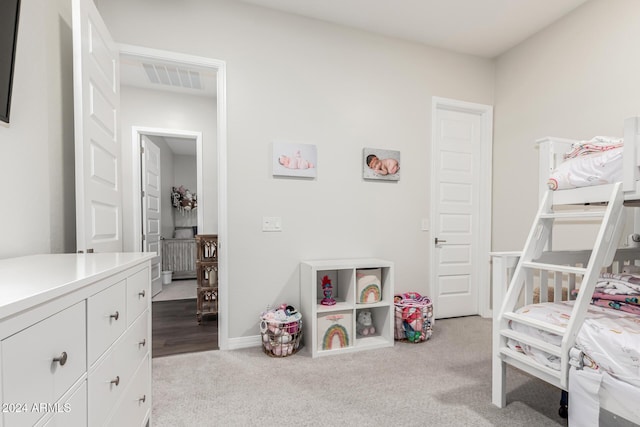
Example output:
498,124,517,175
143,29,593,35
111,376,120,386
138,290,146,298
139,339,146,347
110,311,120,321
139,395,146,403
53,351,68,366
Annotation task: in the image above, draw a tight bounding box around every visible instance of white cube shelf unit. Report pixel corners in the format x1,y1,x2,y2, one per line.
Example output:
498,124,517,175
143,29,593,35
300,258,394,358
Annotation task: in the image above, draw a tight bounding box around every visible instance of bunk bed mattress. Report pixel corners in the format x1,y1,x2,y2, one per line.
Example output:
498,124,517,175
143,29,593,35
507,301,640,388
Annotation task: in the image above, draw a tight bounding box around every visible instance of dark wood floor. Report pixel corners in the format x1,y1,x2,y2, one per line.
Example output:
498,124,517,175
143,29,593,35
152,299,218,358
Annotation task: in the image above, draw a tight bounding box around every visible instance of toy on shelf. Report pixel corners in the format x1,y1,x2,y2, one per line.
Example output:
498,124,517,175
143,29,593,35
320,275,336,306
356,310,376,336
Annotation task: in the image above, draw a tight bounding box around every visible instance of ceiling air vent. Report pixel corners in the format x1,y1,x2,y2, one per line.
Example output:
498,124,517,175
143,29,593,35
142,63,203,90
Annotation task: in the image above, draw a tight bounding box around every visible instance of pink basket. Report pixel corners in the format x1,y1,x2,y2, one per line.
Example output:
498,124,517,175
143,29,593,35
394,293,434,343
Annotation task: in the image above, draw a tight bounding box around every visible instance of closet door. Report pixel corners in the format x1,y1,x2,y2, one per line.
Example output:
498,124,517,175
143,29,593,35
431,99,492,319
72,0,122,252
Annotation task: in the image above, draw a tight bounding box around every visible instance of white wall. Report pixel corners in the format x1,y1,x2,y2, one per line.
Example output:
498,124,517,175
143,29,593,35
0,0,75,259
173,155,197,194
96,0,495,338
493,0,640,252
120,85,217,251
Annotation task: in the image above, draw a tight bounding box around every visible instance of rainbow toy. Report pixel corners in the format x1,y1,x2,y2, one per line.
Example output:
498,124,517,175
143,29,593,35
321,323,349,350
359,284,381,303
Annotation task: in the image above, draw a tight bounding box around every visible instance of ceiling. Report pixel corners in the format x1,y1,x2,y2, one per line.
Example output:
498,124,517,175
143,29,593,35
238,0,590,58
164,137,197,156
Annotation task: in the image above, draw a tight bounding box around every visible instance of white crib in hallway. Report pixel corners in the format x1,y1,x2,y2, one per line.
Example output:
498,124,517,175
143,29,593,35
162,238,197,279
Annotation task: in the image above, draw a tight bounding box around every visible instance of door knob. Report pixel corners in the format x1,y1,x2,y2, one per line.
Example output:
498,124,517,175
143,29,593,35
435,237,447,245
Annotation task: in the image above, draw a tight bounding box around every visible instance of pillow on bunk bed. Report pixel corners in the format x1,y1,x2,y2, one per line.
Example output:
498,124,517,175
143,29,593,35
547,146,623,191
562,136,623,160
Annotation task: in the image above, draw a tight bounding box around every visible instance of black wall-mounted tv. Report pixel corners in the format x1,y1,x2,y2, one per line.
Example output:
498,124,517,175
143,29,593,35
0,0,21,124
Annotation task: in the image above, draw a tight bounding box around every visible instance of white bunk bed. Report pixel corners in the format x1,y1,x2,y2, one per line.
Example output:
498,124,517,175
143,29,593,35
492,116,640,426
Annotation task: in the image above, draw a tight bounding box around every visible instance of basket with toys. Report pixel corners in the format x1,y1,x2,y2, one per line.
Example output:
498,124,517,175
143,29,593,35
260,303,303,357
394,292,434,343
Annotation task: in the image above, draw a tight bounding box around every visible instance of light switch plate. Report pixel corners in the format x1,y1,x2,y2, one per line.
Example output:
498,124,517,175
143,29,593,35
421,218,429,231
262,216,282,232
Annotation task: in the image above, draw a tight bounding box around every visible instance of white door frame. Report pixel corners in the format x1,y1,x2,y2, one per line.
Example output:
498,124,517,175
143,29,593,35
119,44,229,350
132,127,203,253
430,96,493,318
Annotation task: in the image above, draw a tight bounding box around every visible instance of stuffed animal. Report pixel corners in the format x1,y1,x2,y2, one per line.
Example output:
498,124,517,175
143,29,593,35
356,310,375,336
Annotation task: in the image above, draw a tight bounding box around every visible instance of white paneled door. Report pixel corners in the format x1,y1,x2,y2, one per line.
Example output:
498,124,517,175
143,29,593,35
431,99,493,318
141,136,162,295
72,0,122,252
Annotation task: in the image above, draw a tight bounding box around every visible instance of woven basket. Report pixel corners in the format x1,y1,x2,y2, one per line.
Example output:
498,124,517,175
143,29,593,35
260,317,303,357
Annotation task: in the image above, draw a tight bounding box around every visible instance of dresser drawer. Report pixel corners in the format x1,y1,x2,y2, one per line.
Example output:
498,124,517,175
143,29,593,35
88,280,127,365
40,380,87,427
118,310,149,381
2,301,86,427
126,267,149,326
88,344,125,426
88,310,148,426
106,354,151,427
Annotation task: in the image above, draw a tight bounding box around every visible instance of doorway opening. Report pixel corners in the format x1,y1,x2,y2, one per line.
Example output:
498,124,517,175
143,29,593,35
120,44,228,355
134,129,201,295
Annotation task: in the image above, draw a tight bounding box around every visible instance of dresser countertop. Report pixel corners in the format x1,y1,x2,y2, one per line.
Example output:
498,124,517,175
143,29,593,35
0,252,154,319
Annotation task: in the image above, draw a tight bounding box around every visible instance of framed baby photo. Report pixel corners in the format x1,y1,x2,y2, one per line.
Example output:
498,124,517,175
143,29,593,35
273,141,317,178
363,148,400,181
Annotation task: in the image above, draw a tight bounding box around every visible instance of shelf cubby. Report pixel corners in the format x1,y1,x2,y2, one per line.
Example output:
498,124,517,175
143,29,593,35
300,258,394,358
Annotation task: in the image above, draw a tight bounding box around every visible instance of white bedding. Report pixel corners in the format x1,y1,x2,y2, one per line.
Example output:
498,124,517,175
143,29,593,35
508,301,640,388
547,147,624,191
569,366,640,427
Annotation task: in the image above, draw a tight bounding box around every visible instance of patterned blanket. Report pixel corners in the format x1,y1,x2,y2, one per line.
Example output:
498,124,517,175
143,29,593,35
572,272,640,315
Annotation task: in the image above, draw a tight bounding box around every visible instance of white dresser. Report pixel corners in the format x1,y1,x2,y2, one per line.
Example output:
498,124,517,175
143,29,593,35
0,253,154,427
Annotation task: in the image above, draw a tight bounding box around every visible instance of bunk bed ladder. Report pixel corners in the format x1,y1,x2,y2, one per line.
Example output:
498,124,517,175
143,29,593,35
494,182,626,404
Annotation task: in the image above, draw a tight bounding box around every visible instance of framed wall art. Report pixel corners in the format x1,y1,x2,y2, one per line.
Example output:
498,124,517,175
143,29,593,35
273,142,317,178
363,148,400,181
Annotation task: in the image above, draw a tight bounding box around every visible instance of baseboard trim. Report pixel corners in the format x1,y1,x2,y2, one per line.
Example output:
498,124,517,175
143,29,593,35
227,335,261,350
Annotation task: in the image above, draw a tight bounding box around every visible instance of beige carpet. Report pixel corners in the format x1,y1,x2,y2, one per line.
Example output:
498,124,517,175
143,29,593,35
152,316,567,426
152,279,197,302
